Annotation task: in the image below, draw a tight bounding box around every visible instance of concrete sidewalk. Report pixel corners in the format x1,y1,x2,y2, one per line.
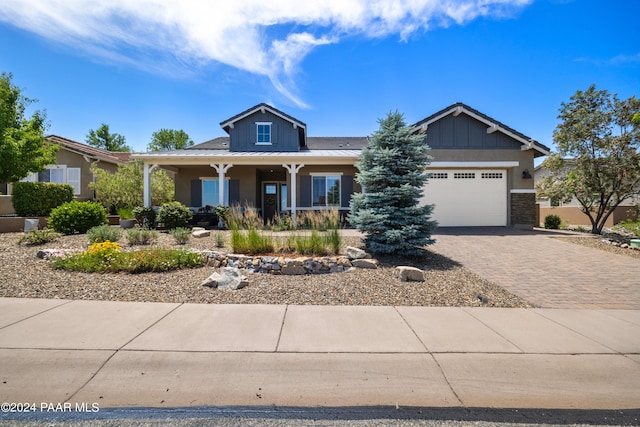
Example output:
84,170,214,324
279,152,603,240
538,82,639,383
1,298,639,410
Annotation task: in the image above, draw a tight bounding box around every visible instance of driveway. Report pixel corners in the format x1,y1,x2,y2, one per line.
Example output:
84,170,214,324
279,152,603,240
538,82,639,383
431,227,640,309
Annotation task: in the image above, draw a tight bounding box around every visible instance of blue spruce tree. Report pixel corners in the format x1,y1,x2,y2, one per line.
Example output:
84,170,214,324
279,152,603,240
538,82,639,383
349,111,437,256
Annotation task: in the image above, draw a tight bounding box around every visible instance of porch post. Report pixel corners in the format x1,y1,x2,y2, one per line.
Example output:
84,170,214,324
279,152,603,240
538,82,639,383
143,163,158,207
283,163,304,226
211,163,233,206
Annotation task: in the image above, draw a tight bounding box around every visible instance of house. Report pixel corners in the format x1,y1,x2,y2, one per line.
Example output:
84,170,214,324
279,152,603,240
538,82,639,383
535,161,638,227
134,102,549,228
0,135,130,215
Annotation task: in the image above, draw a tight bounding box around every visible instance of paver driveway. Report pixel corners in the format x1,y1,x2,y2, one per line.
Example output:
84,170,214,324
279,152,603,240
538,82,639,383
431,227,640,309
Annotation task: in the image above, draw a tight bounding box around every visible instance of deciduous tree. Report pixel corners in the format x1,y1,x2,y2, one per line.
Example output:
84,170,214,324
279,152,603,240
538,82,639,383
0,72,57,183
90,160,174,211
349,111,436,256
148,129,193,151
536,85,640,234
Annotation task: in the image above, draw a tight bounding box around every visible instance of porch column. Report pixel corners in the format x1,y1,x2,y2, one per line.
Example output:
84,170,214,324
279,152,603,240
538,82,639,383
143,163,158,207
283,163,304,226
211,163,233,206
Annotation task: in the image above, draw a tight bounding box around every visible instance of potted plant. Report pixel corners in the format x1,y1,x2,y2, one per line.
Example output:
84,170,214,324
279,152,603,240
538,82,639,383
117,207,136,229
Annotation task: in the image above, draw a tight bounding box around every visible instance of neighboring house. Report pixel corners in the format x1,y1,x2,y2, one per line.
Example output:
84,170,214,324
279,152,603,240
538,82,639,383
134,102,549,228
0,135,129,215
535,161,639,226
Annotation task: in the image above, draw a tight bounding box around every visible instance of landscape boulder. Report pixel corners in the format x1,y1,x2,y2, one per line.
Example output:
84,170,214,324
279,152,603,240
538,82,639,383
351,259,378,269
201,267,249,290
192,229,211,238
394,266,424,282
345,246,369,260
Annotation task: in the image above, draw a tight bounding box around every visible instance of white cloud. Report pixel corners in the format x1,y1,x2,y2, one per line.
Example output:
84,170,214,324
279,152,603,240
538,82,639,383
0,0,531,107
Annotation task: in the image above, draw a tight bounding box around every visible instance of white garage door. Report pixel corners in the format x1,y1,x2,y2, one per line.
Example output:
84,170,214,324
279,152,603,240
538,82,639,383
420,169,507,226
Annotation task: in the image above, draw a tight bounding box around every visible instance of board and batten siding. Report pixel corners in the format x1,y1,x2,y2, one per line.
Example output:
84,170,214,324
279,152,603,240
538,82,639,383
229,110,301,152
425,113,522,150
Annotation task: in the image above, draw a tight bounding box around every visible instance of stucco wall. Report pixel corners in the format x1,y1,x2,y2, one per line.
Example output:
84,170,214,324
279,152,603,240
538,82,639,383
539,205,637,227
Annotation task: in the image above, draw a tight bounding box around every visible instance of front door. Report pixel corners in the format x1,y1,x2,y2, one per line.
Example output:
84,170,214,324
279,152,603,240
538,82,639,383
263,182,279,224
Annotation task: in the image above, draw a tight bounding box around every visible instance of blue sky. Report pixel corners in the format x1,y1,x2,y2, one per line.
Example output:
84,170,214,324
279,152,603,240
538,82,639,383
0,0,638,159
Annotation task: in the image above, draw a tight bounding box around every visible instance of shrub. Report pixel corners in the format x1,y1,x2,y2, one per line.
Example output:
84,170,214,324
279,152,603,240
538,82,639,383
327,228,342,254
132,206,156,229
615,220,640,237
87,225,122,244
18,228,61,246
169,227,191,245
294,231,327,255
299,209,341,231
48,201,107,234
117,207,134,220
215,232,225,248
157,202,192,229
12,182,74,217
126,228,158,246
230,229,274,254
225,203,263,230
269,212,293,231
52,245,204,273
544,214,562,229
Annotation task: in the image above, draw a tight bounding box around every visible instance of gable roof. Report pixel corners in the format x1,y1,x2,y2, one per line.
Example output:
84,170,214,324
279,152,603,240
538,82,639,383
46,135,129,164
412,102,550,157
219,103,307,146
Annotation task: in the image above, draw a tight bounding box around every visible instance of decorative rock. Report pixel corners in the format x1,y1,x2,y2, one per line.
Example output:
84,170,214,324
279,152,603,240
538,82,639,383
394,266,424,282
281,265,306,275
621,243,629,249
351,259,378,269
201,267,249,290
345,246,368,260
192,229,210,238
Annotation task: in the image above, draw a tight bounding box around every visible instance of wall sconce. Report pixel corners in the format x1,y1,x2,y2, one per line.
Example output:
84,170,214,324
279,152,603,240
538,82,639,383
522,169,532,179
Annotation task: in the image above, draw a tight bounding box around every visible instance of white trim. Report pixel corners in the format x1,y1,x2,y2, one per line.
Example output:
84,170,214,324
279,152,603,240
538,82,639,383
199,177,230,181
415,105,550,156
309,172,344,176
256,122,272,145
428,161,519,168
510,189,536,194
221,105,306,131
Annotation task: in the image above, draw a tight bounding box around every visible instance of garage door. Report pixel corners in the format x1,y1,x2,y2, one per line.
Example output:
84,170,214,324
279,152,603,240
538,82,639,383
420,169,507,226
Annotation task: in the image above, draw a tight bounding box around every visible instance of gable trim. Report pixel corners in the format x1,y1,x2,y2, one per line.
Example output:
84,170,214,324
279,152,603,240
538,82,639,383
414,104,550,156
220,103,306,133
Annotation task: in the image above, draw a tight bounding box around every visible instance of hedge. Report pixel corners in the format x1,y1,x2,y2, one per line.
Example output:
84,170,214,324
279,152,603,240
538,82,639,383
12,182,74,217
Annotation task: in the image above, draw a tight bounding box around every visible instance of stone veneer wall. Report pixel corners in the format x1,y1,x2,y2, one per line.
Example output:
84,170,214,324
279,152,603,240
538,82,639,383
511,192,536,229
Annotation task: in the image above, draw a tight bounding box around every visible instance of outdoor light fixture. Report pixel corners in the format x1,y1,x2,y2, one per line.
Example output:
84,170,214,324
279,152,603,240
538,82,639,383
522,169,532,179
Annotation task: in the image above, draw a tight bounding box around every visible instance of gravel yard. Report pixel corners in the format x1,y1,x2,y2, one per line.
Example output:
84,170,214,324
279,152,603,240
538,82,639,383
0,230,533,307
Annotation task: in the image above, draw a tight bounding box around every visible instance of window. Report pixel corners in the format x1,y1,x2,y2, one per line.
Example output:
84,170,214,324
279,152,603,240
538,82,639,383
281,184,287,211
66,168,81,195
256,122,271,145
32,165,82,195
481,172,503,179
313,175,341,207
428,173,448,179
202,179,229,206
454,172,475,179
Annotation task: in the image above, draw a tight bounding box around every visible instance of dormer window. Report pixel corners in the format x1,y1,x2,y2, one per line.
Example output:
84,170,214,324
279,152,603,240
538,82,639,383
256,122,272,145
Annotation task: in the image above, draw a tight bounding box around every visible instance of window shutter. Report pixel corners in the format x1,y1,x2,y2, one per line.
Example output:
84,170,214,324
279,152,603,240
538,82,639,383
190,179,202,207
229,179,240,205
299,175,311,207
341,175,353,208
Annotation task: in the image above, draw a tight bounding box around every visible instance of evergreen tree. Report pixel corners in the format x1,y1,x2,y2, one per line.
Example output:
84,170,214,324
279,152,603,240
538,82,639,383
86,123,131,152
349,111,436,256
